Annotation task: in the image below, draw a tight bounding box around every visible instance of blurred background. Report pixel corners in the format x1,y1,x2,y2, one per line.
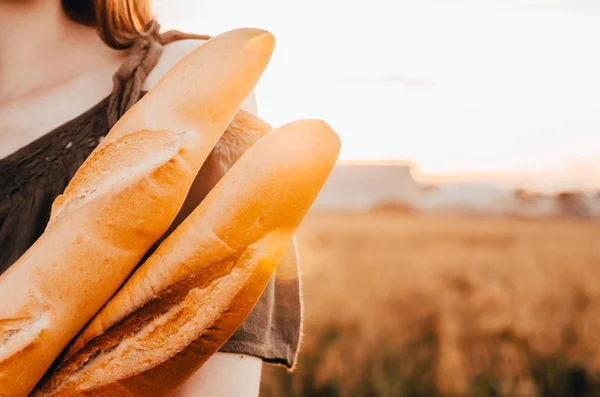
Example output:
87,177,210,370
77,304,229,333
157,1,600,396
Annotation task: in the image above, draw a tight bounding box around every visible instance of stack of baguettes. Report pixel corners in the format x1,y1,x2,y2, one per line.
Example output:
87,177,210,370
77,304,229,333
0,28,340,397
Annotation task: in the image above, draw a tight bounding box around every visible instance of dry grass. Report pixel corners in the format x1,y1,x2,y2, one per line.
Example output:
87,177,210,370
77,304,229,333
260,210,600,397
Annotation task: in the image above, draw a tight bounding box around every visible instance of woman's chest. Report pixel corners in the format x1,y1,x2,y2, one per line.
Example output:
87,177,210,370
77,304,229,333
0,66,116,160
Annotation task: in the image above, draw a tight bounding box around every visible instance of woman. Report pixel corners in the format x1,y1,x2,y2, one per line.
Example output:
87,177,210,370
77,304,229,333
0,1,301,395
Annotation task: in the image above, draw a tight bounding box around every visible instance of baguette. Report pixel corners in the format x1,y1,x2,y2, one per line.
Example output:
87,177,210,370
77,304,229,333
0,28,274,397
34,119,340,396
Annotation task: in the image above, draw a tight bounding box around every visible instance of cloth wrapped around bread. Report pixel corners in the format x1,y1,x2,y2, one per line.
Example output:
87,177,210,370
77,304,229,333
0,28,340,397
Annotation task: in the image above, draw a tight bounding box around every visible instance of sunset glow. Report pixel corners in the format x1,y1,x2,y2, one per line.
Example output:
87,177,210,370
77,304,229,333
156,0,600,188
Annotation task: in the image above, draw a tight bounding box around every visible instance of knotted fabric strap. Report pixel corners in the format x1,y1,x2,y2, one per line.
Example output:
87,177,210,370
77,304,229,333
107,20,211,128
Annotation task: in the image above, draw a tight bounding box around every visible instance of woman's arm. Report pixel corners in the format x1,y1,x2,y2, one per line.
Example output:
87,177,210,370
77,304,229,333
143,38,263,397
172,354,263,397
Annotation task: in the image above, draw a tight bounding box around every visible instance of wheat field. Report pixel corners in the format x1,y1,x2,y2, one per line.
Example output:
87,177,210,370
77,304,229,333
260,210,600,397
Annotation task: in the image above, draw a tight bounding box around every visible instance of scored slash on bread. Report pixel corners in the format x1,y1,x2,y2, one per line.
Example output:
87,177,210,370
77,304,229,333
48,130,190,227
0,28,275,397
33,119,340,397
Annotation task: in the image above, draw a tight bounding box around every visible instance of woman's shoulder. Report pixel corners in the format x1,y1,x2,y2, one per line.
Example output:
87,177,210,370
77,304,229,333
143,38,257,114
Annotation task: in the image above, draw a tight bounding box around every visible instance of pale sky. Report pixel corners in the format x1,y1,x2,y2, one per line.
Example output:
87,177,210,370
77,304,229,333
155,0,600,186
